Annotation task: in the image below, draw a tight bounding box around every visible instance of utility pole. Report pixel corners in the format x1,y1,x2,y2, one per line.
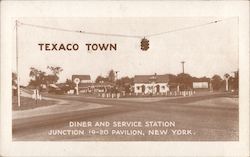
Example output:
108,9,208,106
16,20,21,107
115,71,119,81
181,61,185,74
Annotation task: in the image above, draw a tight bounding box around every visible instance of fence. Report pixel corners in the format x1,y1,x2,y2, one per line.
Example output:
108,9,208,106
97,90,195,98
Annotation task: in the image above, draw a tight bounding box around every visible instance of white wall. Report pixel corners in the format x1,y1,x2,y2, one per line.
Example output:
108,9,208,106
80,80,91,83
134,83,169,94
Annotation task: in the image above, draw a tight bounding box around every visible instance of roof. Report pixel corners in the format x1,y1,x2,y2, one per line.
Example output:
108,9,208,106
134,74,170,83
56,83,68,88
72,75,91,81
49,84,60,89
78,82,114,88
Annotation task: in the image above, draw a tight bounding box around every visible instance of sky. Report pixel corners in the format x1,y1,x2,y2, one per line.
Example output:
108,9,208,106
12,17,238,85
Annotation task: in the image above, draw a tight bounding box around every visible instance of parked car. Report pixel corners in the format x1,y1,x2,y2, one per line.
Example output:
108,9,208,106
48,84,64,95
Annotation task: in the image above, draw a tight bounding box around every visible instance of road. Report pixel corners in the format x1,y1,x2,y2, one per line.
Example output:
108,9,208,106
13,93,238,141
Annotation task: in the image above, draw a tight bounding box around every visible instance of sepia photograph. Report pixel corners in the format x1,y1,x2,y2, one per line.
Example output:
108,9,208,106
1,1,249,157
12,17,239,141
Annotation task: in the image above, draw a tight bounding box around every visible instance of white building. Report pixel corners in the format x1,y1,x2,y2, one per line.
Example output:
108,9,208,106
134,74,170,95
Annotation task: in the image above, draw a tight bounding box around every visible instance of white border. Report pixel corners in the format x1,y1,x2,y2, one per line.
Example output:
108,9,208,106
1,1,249,156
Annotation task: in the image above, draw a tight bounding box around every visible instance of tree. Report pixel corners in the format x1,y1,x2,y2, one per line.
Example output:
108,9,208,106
95,75,108,83
12,72,17,96
230,71,239,91
95,69,117,83
65,79,75,90
44,75,58,85
47,66,63,75
199,76,210,82
176,73,193,90
12,72,17,87
211,74,223,91
47,66,63,83
108,70,116,83
168,74,178,84
60,79,75,93
116,76,134,93
29,67,46,88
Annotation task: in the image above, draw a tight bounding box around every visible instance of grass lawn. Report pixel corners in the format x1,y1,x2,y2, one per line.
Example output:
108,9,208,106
12,96,57,111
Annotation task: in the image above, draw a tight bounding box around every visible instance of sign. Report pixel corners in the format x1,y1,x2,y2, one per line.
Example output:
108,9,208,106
193,82,209,89
74,78,80,84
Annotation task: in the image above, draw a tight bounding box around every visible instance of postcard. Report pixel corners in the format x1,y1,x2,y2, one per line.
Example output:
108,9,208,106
1,1,249,156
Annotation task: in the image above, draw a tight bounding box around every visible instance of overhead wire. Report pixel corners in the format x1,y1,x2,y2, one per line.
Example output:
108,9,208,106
17,17,236,39
18,21,142,39
146,20,223,37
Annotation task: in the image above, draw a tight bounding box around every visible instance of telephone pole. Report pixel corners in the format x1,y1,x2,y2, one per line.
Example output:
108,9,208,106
115,71,119,81
181,61,185,74
16,20,21,107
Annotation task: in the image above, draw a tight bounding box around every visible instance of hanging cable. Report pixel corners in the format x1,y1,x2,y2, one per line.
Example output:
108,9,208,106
146,17,236,37
146,20,222,37
18,17,236,39
18,21,143,39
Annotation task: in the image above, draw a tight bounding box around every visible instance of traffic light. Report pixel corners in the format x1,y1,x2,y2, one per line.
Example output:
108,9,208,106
140,37,149,51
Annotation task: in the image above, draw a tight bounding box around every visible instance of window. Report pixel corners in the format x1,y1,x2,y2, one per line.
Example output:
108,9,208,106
161,86,165,89
137,86,140,90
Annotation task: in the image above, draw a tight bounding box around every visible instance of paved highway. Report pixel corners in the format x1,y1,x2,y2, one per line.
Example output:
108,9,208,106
13,93,238,141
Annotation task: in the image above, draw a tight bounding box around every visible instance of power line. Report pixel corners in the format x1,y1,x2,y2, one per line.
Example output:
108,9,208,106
17,17,236,39
146,17,236,37
146,20,222,37
18,21,142,39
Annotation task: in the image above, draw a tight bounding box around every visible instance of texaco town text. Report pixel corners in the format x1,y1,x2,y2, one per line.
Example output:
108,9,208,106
38,43,117,51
